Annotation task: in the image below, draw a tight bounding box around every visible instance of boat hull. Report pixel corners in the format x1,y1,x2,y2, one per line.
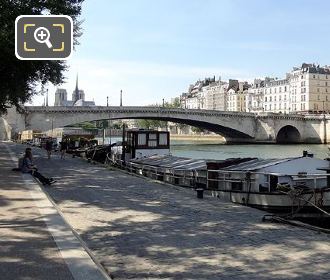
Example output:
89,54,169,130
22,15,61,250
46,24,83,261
212,189,330,214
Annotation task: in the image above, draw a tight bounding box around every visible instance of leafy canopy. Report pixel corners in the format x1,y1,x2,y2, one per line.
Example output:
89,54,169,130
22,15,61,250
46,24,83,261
0,0,84,114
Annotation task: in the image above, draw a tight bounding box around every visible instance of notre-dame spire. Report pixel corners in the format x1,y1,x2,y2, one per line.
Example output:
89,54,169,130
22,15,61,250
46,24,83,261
74,74,79,103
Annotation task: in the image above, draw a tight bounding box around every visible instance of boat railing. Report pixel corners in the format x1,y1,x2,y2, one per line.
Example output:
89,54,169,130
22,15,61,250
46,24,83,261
105,152,206,187
105,152,329,191
206,169,328,191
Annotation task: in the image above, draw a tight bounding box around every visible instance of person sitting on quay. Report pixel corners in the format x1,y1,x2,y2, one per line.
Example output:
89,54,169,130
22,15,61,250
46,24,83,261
21,149,56,186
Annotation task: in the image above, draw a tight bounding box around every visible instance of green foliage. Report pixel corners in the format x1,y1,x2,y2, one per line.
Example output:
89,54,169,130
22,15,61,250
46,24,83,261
137,119,167,129
0,0,84,114
71,121,97,130
164,97,181,108
112,122,122,129
136,98,182,129
191,126,205,133
95,120,109,129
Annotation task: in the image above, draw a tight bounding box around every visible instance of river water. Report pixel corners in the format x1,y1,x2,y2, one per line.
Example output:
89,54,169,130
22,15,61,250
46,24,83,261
99,137,329,160
171,141,330,160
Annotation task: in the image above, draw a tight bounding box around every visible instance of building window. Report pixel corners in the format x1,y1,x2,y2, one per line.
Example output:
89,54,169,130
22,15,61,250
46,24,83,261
284,86,287,92
317,88,320,93
265,97,267,102
313,75,316,79
284,95,287,101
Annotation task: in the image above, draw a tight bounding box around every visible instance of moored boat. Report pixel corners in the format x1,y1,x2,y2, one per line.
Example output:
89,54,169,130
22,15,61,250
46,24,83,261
108,129,330,216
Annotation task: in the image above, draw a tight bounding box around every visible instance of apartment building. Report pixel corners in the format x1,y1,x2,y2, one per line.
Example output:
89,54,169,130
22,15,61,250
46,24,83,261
226,79,249,112
204,80,228,111
179,63,330,114
246,79,264,112
289,63,330,112
263,77,290,113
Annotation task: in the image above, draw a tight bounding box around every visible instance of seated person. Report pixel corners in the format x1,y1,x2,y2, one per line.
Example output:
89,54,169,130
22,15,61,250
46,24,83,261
12,147,32,171
21,150,55,186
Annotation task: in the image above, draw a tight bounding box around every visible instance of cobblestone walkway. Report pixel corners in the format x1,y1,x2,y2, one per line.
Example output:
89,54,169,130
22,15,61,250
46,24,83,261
9,143,330,280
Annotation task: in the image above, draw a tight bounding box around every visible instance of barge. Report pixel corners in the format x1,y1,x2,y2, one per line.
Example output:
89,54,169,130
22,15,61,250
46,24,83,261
108,129,330,216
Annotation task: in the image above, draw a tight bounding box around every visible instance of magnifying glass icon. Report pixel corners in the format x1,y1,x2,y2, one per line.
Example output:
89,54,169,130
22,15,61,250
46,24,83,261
34,27,53,48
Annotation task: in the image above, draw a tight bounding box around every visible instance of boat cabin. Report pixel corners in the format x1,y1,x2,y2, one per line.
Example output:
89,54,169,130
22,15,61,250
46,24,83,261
207,155,330,193
124,129,170,161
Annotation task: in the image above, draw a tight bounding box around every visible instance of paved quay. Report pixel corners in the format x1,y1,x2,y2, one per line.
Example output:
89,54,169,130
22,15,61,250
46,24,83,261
2,142,330,280
0,142,109,280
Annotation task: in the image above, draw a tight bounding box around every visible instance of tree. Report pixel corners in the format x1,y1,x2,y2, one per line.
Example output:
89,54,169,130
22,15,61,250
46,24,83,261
0,0,84,114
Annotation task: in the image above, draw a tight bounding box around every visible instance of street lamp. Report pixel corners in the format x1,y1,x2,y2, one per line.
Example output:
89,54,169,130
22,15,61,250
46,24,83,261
46,117,54,137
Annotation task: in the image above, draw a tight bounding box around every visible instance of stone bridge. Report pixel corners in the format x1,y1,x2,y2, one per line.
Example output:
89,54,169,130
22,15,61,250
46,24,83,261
2,106,330,143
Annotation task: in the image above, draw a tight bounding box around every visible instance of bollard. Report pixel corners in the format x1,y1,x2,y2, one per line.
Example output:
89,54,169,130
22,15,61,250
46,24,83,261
196,188,204,199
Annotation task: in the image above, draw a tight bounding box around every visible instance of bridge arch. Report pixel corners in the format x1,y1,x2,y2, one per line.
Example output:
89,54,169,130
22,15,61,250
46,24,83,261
23,107,257,142
97,116,254,140
276,125,301,144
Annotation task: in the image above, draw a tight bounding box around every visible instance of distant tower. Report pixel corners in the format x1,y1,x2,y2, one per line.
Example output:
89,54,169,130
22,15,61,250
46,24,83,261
73,74,79,103
72,74,85,104
54,88,68,106
120,89,122,106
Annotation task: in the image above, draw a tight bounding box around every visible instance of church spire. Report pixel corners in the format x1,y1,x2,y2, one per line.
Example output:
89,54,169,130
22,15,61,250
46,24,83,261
74,73,79,103
75,74,79,91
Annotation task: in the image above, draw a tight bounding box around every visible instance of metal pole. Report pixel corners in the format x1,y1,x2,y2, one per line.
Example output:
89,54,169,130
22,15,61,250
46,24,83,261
51,118,54,137
323,101,327,144
120,90,122,107
121,123,126,163
107,96,109,107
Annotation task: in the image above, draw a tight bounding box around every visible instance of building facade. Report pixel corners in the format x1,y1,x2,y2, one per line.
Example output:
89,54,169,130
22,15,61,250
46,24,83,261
179,63,330,114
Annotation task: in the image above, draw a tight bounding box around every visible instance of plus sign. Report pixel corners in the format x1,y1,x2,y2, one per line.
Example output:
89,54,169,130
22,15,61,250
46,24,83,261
37,30,47,40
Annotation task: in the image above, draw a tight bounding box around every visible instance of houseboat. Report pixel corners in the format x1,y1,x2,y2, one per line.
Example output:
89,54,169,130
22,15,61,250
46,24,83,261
110,130,330,216
206,153,330,214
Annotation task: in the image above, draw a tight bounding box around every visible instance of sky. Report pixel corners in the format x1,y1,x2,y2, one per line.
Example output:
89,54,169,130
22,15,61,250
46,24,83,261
30,0,330,106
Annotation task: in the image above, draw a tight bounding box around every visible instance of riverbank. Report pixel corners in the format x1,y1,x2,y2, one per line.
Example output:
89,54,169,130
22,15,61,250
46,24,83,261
171,134,225,142
2,142,330,279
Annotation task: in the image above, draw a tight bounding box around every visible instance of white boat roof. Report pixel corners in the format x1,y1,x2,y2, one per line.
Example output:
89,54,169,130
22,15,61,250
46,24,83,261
130,154,207,170
221,157,300,171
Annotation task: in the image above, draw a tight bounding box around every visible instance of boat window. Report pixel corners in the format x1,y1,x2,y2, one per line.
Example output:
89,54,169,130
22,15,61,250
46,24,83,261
148,140,157,147
148,133,157,147
269,175,278,192
138,133,147,146
231,181,243,191
159,133,168,146
149,133,157,140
